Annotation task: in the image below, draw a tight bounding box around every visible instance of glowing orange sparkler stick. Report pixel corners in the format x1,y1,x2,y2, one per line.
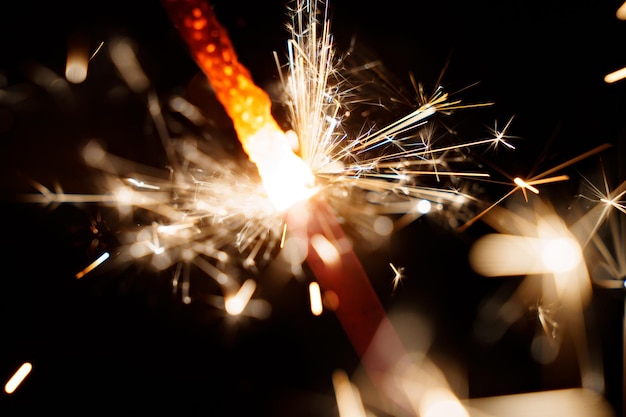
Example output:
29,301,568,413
162,0,274,143
162,0,315,210
163,0,410,407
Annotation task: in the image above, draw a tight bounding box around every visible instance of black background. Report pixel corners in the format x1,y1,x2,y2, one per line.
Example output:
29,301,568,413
1,1,625,416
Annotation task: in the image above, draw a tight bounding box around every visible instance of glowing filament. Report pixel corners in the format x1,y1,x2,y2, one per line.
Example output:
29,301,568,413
163,0,317,210
5,362,32,394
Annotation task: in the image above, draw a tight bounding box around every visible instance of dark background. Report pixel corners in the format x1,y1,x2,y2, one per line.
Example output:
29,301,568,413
1,1,624,416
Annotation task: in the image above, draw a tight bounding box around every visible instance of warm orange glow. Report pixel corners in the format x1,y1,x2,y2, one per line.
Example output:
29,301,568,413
163,0,316,210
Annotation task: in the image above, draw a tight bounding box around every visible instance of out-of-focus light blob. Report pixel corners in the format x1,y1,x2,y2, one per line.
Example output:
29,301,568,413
332,369,368,417
617,1,626,20
468,198,602,389
469,207,583,278
4,362,32,394
540,236,582,273
463,388,616,417
75,251,110,279
604,67,626,84
109,37,150,93
373,215,394,236
65,32,89,84
420,387,469,417
309,281,323,316
417,199,432,214
224,278,256,315
469,234,557,277
310,233,341,266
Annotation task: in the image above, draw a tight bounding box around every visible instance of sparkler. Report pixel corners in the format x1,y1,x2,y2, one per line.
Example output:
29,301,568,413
7,0,624,415
16,0,500,412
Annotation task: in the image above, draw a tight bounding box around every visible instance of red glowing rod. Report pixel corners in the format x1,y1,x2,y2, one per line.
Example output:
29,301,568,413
287,196,407,373
163,0,408,403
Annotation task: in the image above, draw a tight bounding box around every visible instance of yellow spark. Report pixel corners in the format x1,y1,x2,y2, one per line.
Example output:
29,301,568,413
390,262,405,292
513,177,540,195
308,281,323,316
75,252,110,279
109,37,150,93
486,116,518,151
4,362,33,394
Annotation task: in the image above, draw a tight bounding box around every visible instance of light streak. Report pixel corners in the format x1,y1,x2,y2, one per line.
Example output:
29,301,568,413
463,388,616,417
332,369,367,417
65,32,89,84
75,251,110,279
308,281,323,316
390,262,405,292
109,38,150,93
571,167,626,286
4,362,33,394
224,278,256,315
485,116,518,151
604,66,626,84
458,143,611,232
